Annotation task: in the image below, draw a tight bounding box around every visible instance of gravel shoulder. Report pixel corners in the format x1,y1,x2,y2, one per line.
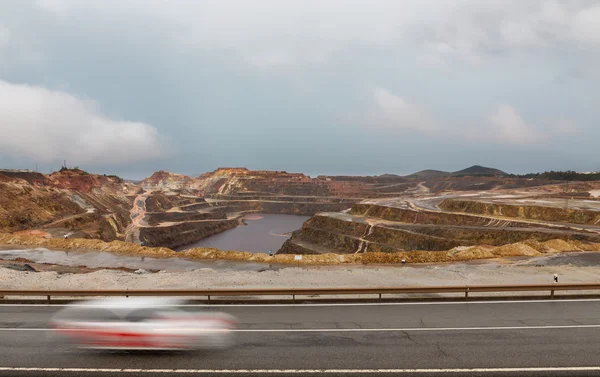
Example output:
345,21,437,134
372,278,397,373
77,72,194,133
2,261,599,290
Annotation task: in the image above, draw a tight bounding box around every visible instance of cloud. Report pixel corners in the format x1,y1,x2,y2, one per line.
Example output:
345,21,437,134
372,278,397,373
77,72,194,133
36,0,69,16
0,24,9,48
21,0,600,69
0,24,11,64
0,80,165,165
356,88,438,133
411,1,600,65
572,4,600,47
477,104,548,146
550,118,580,135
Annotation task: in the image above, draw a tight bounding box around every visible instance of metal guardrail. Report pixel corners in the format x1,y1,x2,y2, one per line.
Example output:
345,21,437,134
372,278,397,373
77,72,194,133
2,283,600,303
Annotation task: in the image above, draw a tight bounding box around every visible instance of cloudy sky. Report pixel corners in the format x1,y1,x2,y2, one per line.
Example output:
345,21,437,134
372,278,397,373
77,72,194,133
0,0,599,179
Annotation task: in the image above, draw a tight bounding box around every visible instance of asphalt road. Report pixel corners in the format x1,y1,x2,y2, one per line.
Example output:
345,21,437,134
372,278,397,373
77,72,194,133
1,300,600,376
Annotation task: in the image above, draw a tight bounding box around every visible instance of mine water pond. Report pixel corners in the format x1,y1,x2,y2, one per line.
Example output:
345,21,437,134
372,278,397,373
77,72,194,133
176,214,310,253
0,247,283,272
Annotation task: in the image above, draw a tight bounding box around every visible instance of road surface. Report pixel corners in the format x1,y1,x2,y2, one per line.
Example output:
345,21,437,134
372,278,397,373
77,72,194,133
1,300,600,376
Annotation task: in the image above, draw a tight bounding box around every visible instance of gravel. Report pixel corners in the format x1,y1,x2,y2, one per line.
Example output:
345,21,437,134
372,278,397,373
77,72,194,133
2,261,600,290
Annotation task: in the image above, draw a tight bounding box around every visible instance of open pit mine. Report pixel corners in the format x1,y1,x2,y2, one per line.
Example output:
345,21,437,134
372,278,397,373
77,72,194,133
1,166,600,264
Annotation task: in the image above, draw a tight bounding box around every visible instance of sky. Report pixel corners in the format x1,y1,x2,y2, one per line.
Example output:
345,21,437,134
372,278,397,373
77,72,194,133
0,0,599,179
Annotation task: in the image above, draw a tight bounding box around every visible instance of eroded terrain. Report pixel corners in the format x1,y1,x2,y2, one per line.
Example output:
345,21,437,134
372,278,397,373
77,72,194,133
2,167,600,266
279,182,600,260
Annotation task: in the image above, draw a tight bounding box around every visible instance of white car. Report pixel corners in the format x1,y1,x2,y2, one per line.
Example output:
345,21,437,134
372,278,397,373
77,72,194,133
50,297,238,351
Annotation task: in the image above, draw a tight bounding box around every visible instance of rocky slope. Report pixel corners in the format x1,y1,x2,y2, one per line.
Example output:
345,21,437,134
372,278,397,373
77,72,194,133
0,169,136,241
140,170,196,193
279,184,600,255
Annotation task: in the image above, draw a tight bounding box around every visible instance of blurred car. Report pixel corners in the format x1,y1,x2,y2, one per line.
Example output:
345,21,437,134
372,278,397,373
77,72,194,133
50,297,238,351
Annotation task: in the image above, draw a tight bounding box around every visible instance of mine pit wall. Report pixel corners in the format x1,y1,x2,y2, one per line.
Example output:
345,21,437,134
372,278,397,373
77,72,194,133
364,225,600,251
75,193,133,240
144,193,176,212
439,199,600,225
229,181,333,196
278,239,322,255
97,214,128,241
175,202,212,211
144,211,226,226
138,219,239,249
364,226,462,252
289,227,362,253
169,197,207,207
301,214,369,237
278,210,600,255
208,200,356,216
208,194,360,203
351,203,560,229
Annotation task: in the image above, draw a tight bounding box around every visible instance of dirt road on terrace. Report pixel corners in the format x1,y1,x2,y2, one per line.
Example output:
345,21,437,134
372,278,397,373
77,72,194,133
125,192,150,244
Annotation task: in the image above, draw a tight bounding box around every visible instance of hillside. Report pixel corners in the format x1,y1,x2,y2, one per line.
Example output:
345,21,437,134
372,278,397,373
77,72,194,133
452,165,506,177
140,170,195,192
407,169,451,178
408,165,506,178
0,168,136,240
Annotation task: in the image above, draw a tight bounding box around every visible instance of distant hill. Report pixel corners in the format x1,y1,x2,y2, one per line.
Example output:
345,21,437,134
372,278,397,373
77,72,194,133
452,165,506,177
408,165,506,178
408,170,451,178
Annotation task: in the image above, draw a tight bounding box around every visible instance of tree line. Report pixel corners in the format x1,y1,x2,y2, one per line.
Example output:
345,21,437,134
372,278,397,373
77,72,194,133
509,171,600,181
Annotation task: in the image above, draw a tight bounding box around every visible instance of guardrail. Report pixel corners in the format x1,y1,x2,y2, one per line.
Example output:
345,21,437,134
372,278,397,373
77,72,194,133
2,283,600,303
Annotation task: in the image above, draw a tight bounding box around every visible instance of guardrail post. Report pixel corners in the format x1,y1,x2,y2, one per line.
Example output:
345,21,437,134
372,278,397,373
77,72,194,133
208,295,211,304
293,294,296,304
47,295,51,304
378,293,382,303
465,288,469,302
551,290,555,299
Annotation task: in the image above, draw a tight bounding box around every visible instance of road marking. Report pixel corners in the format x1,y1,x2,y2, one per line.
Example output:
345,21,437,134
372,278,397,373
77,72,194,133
2,367,600,374
3,298,600,308
3,324,600,332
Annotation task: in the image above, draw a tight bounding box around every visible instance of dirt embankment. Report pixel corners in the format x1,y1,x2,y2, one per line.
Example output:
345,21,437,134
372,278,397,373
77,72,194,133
2,232,600,266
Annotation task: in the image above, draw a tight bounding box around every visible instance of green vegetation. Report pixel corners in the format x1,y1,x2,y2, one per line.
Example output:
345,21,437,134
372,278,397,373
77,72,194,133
104,174,124,183
511,171,600,181
59,166,89,175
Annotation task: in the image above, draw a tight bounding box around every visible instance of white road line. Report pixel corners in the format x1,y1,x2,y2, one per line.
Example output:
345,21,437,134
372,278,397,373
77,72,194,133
3,298,600,308
2,367,600,373
2,324,600,332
